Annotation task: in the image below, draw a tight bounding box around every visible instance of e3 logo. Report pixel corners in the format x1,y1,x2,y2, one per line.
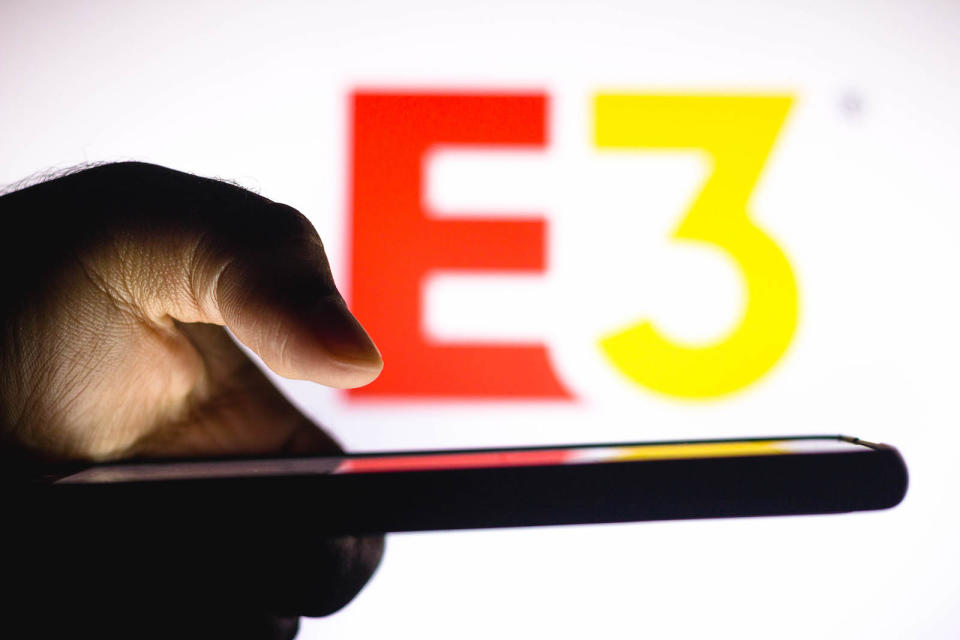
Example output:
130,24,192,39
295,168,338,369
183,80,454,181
349,91,798,401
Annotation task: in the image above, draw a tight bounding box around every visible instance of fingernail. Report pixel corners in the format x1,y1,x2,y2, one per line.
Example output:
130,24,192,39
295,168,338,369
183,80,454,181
311,297,383,369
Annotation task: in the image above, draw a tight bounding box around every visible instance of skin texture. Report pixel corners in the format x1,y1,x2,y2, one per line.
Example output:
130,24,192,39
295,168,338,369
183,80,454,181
0,162,386,638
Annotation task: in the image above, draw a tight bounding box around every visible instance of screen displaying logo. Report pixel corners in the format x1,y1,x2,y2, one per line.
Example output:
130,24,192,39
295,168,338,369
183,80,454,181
349,91,798,400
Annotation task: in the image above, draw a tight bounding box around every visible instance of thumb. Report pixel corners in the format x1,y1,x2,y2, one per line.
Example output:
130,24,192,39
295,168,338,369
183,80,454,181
212,238,384,389
80,162,384,389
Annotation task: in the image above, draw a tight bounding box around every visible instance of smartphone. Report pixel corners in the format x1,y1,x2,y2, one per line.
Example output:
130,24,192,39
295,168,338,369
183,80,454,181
21,435,907,536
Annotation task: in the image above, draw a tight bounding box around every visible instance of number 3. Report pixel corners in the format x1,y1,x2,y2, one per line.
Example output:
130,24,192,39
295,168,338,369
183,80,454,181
595,94,798,398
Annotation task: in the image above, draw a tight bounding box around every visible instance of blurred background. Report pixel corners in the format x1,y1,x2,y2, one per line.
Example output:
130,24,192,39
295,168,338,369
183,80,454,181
2,0,958,637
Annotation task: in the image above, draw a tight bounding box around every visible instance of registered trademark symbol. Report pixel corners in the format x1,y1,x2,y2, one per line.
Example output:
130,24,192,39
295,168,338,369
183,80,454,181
839,91,865,119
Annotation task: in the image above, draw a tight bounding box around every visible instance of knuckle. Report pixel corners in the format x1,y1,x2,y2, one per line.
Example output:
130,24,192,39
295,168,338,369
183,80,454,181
264,203,322,246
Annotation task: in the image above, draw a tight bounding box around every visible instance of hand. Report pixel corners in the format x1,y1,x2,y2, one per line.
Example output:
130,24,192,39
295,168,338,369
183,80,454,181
0,162,385,638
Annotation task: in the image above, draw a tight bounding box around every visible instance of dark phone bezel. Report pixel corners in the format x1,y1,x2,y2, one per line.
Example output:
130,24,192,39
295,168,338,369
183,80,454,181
14,435,908,537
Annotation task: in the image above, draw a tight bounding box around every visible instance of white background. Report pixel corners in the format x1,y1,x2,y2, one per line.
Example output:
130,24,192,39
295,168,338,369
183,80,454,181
2,1,959,637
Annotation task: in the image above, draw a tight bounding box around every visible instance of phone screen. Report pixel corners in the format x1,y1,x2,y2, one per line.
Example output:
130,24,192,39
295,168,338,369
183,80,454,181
56,436,871,484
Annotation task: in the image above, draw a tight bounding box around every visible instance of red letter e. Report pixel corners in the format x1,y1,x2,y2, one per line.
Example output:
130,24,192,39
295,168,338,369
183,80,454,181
349,92,570,399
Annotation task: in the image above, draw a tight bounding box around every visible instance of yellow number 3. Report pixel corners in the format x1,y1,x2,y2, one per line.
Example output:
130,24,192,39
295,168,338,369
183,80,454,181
595,94,798,399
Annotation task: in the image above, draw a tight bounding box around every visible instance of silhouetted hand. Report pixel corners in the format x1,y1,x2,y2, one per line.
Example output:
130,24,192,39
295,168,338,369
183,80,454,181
0,162,386,639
